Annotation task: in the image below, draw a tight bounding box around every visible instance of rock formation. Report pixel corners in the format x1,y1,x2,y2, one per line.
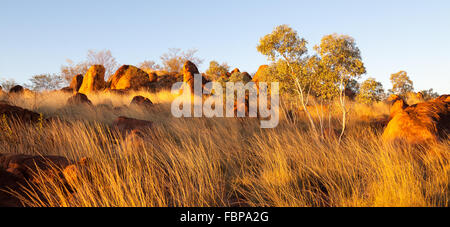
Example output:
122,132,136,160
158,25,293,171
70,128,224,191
383,94,450,144
231,68,241,75
107,65,155,91
0,103,41,123
241,72,253,83
9,85,24,94
148,72,158,83
68,74,84,93
252,65,269,83
67,93,93,106
0,153,74,207
182,61,200,94
130,96,153,109
78,65,106,95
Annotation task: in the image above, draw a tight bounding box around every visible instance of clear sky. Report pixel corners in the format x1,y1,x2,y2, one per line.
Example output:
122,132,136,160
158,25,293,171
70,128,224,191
1,0,449,94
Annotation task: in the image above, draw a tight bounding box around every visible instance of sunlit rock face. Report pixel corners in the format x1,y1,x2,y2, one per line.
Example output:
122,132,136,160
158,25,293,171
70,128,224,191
78,65,106,95
107,65,154,91
383,94,450,144
252,65,269,84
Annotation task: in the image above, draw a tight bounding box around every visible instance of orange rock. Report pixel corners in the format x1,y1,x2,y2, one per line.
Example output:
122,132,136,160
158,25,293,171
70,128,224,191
252,65,268,83
69,74,84,93
67,93,93,106
0,103,41,123
0,87,5,99
182,61,209,94
107,65,154,91
383,94,450,144
78,65,106,95
182,60,200,93
231,68,240,75
148,72,158,83
130,96,153,109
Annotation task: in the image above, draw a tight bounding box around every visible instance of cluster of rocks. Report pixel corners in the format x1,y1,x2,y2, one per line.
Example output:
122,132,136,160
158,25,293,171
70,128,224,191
59,60,265,97
61,63,187,95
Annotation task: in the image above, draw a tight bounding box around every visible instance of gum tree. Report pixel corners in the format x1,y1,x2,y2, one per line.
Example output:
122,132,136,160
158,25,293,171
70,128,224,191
315,34,366,141
389,71,414,95
257,25,318,132
356,77,385,104
206,61,230,80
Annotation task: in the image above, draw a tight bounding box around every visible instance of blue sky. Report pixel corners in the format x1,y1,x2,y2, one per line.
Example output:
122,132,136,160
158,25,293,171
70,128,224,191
1,0,449,94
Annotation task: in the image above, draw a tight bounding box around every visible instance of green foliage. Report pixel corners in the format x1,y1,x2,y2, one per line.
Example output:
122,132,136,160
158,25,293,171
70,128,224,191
257,24,308,62
228,72,252,84
256,26,366,102
419,88,440,100
314,34,366,89
256,60,307,95
347,79,360,95
356,78,385,104
389,71,414,95
307,56,340,100
256,25,312,97
206,61,230,80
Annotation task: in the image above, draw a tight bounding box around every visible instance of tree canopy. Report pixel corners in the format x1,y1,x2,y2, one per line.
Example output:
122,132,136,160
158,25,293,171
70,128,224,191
389,71,414,95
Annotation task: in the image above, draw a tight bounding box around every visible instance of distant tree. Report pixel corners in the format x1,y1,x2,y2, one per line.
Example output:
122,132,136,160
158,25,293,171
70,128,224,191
28,74,65,91
228,72,252,84
206,61,230,80
138,60,161,73
61,59,90,83
346,79,360,96
0,78,18,91
160,48,203,73
419,88,440,100
86,49,119,78
389,71,414,95
356,78,385,104
61,49,119,83
314,34,366,141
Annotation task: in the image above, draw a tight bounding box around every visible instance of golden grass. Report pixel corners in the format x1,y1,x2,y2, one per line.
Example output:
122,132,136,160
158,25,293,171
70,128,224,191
1,90,449,207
